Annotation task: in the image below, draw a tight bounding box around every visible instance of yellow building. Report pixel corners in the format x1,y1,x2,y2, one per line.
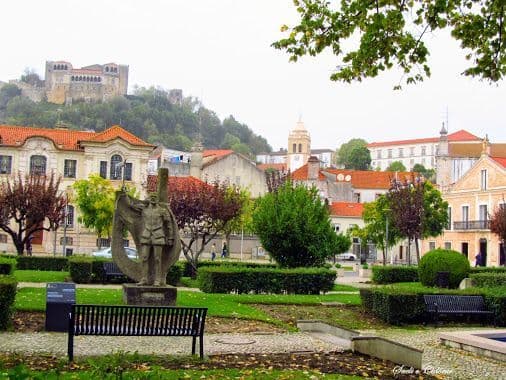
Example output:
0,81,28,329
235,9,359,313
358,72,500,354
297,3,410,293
422,153,506,267
0,124,154,255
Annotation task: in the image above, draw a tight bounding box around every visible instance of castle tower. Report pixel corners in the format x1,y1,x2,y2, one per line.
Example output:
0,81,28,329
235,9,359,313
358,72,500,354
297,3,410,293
287,119,311,172
436,123,451,187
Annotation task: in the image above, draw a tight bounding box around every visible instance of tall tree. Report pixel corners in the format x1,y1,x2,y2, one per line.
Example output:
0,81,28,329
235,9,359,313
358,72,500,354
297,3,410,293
386,161,407,172
0,173,66,255
72,174,116,248
252,181,338,268
412,163,436,182
336,139,371,170
361,195,401,265
0,84,21,110
273,0,506,87
490,203,506,254
168,179,243,277
387,178,448,264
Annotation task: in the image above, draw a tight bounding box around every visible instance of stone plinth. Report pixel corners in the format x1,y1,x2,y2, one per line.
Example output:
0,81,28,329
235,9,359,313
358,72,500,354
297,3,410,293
122,284,177,306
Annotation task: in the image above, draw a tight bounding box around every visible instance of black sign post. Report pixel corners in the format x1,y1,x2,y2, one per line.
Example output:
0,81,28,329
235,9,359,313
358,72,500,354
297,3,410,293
45,282,76,332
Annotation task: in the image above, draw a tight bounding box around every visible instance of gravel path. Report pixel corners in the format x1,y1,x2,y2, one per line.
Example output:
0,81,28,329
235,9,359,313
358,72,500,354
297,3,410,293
364,327,506,380
0,332,338,358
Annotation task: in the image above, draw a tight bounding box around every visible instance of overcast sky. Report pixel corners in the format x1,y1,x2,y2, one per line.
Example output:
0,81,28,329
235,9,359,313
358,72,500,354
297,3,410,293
2,0,505,151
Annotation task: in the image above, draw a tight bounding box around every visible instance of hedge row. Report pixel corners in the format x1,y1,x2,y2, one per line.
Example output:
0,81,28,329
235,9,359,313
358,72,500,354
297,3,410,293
68,257,183,285
0,275,17,330
0,258,16,275
371,265,419,284
470,273,506,288
470,267,506,274
197,267,335,294
1,256,69,271
183,260,277,277
360,285,506,326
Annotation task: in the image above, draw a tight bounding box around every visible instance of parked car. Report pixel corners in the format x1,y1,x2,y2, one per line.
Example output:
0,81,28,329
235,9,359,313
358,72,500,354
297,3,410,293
92,247,138,259
336,252,357,261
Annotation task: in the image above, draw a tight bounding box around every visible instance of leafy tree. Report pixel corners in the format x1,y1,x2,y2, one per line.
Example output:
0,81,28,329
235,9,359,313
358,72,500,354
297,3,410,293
72,175,116,248
168,179,243,277
490,203,506,247
222,188,255,250
0,173,66,255
20,68,43,87
252,181,338,268
387,178,448,264
361,195,401,265
273,0,506,87
0,84,22,110
336,139,371,170
386,161,407,172
412,163,436,181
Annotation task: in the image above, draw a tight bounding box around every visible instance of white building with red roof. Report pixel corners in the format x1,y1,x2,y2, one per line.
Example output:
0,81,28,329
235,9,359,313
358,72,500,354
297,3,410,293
0,124,154,255
368,128,482,171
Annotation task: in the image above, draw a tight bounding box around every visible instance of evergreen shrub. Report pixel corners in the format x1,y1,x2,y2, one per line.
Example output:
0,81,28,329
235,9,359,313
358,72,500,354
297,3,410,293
198,267,335,294
372,265,419,284
0,275,17,330
16,256,69,271
0,257,16,275
418,249,470,288
182,260,276,277
470,273,506,288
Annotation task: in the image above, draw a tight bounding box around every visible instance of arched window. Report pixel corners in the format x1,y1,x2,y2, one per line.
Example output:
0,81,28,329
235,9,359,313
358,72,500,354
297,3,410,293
53,65,57,70
64,65,68,70
298,144,302,153
110,154,123,180
292,143,296,153
98,77,102,82
105,67,109,72
79,76,82,81
30,155,47,175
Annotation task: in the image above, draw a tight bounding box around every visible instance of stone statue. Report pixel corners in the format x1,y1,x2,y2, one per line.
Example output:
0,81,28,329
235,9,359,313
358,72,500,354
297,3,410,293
111,168,180,288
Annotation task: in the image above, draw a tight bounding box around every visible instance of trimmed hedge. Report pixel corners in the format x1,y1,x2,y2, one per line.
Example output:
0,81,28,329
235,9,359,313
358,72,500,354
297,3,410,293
0,275,17,330
360,285,506,326
16,256,69,271
68,257,183,285
183,260,277,277
470,273,506,288
470,267,506,274
419,249,470,288
371,265,419,284
0,257,16,275
197,267,335,294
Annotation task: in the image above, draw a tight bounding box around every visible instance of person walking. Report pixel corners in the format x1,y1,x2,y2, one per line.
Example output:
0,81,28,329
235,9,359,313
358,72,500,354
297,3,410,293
475,251,483,267
211,243,217,261
221,242,228,258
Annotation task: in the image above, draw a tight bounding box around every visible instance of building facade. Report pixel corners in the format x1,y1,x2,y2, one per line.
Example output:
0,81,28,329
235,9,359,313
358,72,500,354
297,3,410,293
368,129,481,171
422,154,506,267
0,124,154,255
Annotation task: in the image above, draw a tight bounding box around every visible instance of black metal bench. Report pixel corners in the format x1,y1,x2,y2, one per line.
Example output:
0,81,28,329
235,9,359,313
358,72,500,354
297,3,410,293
68,304,207,361
102,262,125,282
424,295,494,325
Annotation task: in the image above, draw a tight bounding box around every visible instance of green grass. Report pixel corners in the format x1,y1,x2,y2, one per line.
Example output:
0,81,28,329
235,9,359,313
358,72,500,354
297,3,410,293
15,288,361,323
14,270,69,283
179,276,199,288
331,284,358,292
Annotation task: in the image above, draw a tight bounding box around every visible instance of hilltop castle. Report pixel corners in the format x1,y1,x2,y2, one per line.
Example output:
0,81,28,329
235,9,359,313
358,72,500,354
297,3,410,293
10,60,129,105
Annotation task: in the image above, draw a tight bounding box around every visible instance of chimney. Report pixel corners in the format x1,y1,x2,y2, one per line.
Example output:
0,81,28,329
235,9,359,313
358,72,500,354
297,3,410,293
190,139,203,179
307,156,320,181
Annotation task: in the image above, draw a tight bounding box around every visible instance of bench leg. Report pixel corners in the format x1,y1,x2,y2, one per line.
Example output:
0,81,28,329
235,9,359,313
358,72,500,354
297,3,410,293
68,332,74,362
199,334,204,359
191,336,196,356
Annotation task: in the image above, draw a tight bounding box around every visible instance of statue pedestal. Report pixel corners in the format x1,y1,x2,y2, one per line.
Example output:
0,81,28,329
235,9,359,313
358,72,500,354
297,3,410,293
122,284,177,306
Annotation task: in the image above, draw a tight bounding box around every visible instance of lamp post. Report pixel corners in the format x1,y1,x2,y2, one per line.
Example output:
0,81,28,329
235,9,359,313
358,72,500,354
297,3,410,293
383,208,392,265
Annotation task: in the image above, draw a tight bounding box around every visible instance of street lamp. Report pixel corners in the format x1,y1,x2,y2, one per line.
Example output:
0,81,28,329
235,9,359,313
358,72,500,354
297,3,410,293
383,208,392,265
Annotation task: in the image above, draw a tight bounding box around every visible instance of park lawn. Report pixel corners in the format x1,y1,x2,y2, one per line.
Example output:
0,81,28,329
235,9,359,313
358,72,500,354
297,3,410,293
331,284,358,292
14,270,69,283
15,287,361,325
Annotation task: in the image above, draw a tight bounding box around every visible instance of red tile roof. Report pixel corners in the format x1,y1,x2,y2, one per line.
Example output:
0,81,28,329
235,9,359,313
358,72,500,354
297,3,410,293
329,202,364,217
0,124,153,151
291,164,326,181
367,130,480,148
203,150,233,158
257,163,287,172
492,157,506,169
146,174,209,193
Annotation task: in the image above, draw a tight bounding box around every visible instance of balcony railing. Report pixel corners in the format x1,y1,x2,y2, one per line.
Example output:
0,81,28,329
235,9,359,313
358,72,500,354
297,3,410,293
453,220,490,230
